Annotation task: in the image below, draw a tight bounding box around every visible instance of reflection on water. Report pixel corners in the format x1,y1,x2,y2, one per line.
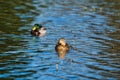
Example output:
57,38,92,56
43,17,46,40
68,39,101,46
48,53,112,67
0,0,120,80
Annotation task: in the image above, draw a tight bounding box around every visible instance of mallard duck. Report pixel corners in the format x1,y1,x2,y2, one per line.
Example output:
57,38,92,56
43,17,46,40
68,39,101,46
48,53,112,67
55,38,70,59
31,24,46,36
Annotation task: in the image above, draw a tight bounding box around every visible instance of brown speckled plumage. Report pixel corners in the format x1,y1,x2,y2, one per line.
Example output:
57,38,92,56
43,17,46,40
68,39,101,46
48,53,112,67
55,38,70,59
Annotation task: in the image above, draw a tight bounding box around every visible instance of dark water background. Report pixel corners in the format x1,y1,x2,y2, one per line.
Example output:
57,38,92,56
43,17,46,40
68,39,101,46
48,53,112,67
0,0,120,80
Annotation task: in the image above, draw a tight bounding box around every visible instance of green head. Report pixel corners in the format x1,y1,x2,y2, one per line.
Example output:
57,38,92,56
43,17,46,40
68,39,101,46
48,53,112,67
32,24,42,30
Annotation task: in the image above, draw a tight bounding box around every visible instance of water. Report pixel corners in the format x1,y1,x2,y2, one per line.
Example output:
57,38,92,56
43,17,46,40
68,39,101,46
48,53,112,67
0,0,120,80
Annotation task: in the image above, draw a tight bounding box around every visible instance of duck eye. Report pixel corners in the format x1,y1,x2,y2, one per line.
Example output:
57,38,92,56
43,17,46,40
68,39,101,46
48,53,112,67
36,26,39,29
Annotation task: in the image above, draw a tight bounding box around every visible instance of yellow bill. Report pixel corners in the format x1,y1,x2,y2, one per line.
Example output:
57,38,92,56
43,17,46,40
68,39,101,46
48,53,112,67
32,26,36,30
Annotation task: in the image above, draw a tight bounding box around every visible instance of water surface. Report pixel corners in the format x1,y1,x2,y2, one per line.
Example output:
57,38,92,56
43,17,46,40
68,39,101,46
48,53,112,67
0,0,120,80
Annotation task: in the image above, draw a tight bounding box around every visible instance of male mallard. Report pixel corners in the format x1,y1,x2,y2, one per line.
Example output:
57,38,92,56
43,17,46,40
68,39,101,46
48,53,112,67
31,24,46,36
55,38,70,59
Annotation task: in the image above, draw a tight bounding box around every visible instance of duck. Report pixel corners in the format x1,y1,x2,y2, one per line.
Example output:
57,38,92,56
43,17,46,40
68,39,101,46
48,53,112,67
31,24,46,36
55,38,70,59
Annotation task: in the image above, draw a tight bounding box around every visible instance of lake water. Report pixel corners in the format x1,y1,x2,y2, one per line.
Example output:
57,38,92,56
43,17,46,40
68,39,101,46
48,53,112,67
0,0,120,80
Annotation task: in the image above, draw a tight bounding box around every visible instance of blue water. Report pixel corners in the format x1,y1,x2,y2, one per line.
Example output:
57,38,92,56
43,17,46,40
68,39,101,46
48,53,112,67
0,0,120,80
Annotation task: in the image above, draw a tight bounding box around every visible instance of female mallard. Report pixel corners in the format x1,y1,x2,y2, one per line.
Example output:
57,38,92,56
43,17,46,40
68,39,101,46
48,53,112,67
31,24,46,36
55,38,70,59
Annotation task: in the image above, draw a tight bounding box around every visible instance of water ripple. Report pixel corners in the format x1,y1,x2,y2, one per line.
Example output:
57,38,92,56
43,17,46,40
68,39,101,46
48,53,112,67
0,0,120,80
